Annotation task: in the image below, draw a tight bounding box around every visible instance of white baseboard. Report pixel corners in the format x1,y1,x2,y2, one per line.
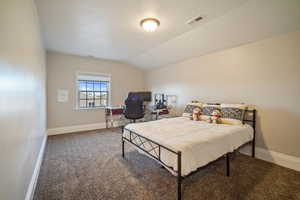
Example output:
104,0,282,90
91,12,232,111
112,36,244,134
25,135,47,200
47,122,107,135
239,145,300,172
47,120,125,136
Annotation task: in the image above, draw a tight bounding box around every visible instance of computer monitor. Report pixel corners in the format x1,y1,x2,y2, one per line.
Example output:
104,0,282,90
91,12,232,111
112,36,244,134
128,92,152,102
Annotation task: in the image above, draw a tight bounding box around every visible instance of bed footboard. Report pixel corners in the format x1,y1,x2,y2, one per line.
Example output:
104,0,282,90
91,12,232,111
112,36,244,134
122,128,182,200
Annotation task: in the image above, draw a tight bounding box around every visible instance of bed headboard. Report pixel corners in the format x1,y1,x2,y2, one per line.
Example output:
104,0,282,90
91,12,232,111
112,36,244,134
188,101,256,129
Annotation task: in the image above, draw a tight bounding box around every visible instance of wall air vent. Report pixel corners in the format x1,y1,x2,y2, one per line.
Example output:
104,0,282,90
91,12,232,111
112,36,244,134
186,16,203,25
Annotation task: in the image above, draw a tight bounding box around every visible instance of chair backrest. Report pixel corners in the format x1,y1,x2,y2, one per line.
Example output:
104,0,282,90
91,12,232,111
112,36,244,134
124,94,144,120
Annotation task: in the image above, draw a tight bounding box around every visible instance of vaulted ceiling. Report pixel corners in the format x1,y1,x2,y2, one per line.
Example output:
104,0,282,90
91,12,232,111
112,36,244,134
35,0,300,69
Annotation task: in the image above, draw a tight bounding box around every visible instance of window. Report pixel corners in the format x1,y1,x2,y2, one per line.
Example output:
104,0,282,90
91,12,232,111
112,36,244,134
76,72,110,109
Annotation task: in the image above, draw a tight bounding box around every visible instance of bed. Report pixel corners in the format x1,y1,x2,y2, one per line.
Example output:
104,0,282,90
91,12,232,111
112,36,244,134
121,108,256,200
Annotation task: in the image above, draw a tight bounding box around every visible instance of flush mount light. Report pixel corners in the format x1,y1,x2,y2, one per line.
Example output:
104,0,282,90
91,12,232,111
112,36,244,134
140,18,160,32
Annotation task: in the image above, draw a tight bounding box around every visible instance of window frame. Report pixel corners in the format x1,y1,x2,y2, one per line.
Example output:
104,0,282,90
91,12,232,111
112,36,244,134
75,72,111,110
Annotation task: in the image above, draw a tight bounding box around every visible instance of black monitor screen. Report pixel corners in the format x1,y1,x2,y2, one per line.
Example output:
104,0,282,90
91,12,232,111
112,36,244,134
129,92,152,102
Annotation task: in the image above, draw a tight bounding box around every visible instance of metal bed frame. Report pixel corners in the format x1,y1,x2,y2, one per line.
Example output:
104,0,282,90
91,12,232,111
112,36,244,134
121,109,256,200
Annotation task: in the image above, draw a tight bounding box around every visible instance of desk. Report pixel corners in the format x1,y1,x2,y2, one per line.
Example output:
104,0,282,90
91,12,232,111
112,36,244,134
151,108,169,120
105,106,124,128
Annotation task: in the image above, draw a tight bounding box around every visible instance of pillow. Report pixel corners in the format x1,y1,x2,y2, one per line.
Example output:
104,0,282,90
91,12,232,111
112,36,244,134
202,104,221,116
220,104,247,125
182,103,202,117
200,104,221,121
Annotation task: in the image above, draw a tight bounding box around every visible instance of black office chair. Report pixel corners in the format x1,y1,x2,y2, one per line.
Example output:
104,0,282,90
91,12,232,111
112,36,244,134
123,93,145,123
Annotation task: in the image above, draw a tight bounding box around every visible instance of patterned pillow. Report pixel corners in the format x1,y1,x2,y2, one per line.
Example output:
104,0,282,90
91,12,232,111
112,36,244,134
182,103,202,117
220,104,247,125
200,104,221,122
202,104,221,116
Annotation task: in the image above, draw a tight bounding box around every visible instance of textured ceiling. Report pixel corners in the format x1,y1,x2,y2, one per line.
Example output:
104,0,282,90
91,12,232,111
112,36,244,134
35,0,300,69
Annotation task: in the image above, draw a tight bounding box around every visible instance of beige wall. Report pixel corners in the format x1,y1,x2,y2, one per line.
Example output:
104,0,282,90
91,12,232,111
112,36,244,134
145,31,300,157
47,52,144,128
0,0,46,199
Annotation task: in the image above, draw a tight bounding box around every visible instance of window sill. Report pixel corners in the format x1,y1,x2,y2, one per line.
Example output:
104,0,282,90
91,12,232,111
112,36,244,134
74,107,106,111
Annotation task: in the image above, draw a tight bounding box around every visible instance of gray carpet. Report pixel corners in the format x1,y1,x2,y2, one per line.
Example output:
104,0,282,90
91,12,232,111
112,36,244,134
34,128,300,200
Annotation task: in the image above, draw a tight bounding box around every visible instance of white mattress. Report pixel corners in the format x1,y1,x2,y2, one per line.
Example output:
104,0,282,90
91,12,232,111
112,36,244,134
123,117,253,176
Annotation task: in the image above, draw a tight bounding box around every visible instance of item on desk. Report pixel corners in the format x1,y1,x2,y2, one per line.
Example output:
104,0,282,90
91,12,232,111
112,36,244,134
154,93,167,109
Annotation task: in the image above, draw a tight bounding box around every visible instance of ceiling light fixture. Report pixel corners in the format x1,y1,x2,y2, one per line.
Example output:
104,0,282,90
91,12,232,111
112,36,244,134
140,18,160,32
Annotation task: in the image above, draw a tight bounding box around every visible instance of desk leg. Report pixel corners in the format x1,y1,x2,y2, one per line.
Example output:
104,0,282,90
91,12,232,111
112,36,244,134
110,109,113,128
105,109,108,129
